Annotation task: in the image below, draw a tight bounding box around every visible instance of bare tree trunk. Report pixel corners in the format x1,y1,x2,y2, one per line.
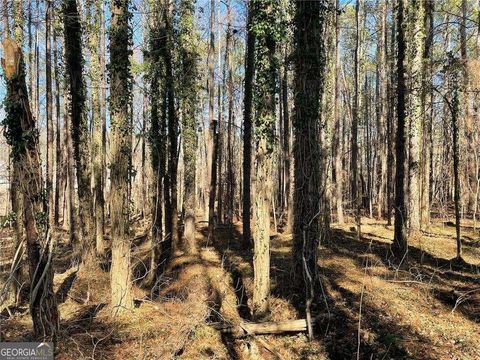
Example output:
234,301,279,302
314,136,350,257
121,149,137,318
386,1,396,227
35,3,39,130
53,28,61,227
242,1,255,245
333,0,344,224
217,83,224,223
420,0,434,229
448,57,463,260
393,0,408,258
225,1,235,226
460,0,475,215
46,0,54,228
89,0,105,256
64,86,77,245
376,0,388,220
100,0,107,226
207,0,218,242
28,2,33,105
406,0,425,234
284,54,294,233
351,0,362,238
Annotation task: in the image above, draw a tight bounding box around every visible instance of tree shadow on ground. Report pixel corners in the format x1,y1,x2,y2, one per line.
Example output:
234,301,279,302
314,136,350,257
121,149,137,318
62,303,107,335
205,281,242,360
200,226,252,321
328,229,480,324
329,228,479,276
317,264,439,360
56,270,78,304
204,223,477,359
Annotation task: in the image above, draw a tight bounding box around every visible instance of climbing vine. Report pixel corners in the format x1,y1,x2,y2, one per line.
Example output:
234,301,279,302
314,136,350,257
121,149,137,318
251,0,285,153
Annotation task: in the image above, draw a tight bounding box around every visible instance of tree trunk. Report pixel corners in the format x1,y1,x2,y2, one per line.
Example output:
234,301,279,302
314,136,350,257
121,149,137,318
46,0,54,228
207,0,218,242
460,0,475,215
351,0,362,238
250,0,280,320
63,0,95,264
420,0,434,229
448,57,462,260
109,0,134,315
63,84,77,245
2,37,60,339
180,0,198,254
292,0,327,340
147,0,164,283
89,0,105,256
242,1,255,246
53,27,61,227
406,0,425,234
163,2,179,253
393,0,408,258
333,0,344,224
386,6,396,227
376,0,388,220
225,1,235,226
100,0,107,228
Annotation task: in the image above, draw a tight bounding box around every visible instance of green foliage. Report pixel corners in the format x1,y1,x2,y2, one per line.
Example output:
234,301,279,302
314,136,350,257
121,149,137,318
108,0,133,122
178,0,199,180
1,212,17,228
251,0,285,153
2,60,37,162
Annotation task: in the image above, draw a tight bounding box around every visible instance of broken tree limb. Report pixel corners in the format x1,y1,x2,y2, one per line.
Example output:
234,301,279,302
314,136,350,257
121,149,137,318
214,319,307,338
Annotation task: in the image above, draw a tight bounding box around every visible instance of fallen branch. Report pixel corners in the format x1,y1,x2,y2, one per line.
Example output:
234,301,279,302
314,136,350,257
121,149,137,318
452,287,480,313
214,319,307,338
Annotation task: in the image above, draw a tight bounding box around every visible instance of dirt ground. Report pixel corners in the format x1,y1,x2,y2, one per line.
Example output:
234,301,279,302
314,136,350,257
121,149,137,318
0,217,479,359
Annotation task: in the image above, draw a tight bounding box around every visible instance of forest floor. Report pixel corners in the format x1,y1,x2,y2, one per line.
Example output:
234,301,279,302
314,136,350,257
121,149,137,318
0,217,479,359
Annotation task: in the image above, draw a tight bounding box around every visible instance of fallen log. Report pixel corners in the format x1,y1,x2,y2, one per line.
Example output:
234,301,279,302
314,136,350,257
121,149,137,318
214,319,307,338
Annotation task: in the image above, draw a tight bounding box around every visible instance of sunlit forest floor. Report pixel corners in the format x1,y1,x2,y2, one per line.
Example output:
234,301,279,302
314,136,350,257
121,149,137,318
1,217,479,359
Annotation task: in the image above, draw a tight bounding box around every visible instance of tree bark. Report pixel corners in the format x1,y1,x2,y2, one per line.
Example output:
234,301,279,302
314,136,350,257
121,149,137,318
46,0,54,228
147,0,164,283
53,27,61,227
180,0,198,254
393,0,408,258
448,57,463,260
250,0,279,320
207,0,218,242
109,0,134,314
420,0,434,229
216,319,307,337
63,0,95,264
225,1,235,226
2,38,60,339
89,0,106,256
163,1,179,253
351,0,362,238
406,0,425,234
333,0,344,224
292,0,327,340
242,1,255,246
376,0,388,220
